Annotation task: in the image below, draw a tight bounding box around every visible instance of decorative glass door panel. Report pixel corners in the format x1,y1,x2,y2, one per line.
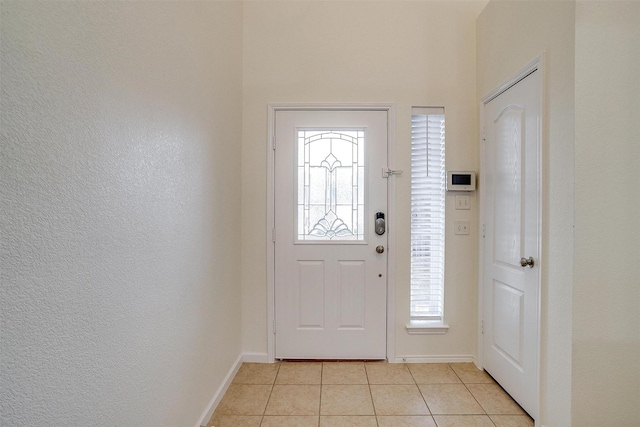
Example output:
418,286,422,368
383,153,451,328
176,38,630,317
296,129,365,242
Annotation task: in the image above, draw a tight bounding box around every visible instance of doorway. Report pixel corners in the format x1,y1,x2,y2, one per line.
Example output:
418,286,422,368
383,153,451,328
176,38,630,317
269,106,393,360
480,60,542,419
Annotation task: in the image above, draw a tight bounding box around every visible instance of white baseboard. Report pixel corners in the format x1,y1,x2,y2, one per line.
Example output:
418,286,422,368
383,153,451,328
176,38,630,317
242,352,270,363
392,354,477,364
194,354,243,427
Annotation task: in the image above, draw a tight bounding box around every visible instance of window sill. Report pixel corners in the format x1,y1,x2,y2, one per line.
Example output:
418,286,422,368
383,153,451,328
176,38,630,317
406,321,450,335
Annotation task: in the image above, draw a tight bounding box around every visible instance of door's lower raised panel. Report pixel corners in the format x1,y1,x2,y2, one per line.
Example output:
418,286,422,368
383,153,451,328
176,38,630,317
297,260,325,329
338,260,366,329
492,280,524,371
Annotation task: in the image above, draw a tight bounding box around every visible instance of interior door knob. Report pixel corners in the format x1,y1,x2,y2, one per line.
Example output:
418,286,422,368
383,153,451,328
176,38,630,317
376,245,385,254
520,257,534,268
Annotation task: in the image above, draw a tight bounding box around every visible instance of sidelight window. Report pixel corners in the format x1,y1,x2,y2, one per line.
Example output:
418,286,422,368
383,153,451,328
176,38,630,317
410,108,446,324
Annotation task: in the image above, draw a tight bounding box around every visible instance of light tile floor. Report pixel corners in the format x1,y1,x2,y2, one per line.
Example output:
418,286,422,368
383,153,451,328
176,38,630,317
207,361,534,427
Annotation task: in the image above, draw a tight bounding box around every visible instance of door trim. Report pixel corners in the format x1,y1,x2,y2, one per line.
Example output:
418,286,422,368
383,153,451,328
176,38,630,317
478,56,544,421
267,103,396,363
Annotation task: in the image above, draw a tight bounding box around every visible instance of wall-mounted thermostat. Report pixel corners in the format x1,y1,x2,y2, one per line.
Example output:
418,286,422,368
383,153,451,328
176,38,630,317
446,171,476,191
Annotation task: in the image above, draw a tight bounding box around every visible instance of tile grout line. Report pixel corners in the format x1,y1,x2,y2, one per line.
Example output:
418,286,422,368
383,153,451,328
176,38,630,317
363,362,380,427
406,362,437,421
410,363,438,424
318,362,323,427
409,362,498,424
448,363,499,427
260,362,280,424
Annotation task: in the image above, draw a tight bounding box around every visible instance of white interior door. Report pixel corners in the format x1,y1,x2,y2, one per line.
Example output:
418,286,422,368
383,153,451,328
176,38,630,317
483,69,541,418
274,109,388,359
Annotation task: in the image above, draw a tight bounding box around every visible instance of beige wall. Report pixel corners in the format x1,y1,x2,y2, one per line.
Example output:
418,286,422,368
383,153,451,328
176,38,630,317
241,0,487,361
477,1,576,425
573,1,640,425
0,2,243,425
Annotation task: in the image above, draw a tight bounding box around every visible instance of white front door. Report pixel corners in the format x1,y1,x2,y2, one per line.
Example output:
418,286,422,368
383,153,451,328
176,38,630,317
483,69,541,417
274,109,388,359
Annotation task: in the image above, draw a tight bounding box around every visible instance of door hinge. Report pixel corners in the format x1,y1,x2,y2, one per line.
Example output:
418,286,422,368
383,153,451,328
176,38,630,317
273,318,276,334
481,126,486,142
272,228,276,243
481,320,484,334
481,224,486,238
272,135,276,150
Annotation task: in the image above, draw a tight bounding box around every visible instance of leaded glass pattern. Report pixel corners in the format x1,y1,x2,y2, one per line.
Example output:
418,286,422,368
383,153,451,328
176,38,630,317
297,129,365,241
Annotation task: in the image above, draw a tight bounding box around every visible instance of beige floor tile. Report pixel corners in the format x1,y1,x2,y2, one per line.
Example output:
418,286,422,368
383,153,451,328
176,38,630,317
408,363,462,384
322,362,368,384
320,415,378,426
207,414,262,427
418,384,485,415
377,415,437,426
211,362,533,427
215,384,272,415
466,384,525,415
449,363,495,384
276,362,322,384
320,384,375,415
261,415,319,426
490,414,535,427
264,384,320,415
432,415,496,427
365,362,415,384
233,363,280,385
370,384,430,415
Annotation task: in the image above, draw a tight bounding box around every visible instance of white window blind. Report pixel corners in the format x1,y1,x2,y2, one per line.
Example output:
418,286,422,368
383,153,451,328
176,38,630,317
410,107,445,322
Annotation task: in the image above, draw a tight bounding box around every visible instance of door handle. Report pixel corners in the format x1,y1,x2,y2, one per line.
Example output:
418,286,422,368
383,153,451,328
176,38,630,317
376,245,385,254
520,257,534,268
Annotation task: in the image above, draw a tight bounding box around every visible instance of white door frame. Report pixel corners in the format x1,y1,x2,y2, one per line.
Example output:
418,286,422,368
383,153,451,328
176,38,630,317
267,103,396,363
478,56,544,421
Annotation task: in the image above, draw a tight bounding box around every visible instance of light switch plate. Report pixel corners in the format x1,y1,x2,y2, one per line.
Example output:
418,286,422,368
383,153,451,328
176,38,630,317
454,220,470,235
455,194,471,210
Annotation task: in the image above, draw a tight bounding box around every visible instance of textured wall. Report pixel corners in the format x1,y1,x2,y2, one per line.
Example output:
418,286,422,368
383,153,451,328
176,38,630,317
0,2,243,425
